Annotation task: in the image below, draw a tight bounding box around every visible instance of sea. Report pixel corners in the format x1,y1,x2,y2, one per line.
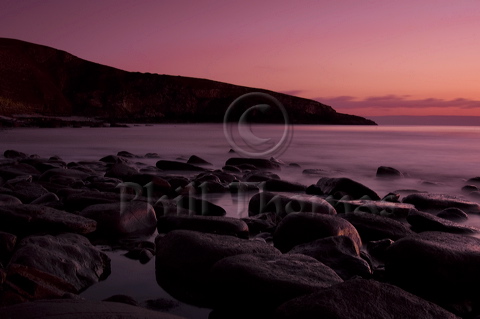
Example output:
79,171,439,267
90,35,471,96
2,124,480,318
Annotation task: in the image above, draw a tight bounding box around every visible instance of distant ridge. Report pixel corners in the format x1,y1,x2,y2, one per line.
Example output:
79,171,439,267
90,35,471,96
370,116,480,126
0,38,375,125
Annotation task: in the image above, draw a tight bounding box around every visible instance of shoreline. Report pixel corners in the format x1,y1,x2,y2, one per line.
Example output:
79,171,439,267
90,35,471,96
1,148,480,318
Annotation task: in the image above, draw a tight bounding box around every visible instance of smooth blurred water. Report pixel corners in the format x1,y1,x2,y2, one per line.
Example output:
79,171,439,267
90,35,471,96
3,124,480,317
3,124,480,198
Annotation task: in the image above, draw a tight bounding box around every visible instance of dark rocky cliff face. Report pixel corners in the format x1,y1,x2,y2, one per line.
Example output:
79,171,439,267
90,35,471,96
0,38,376,125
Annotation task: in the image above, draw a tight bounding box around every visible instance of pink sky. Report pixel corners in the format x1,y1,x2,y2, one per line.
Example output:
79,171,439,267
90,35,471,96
1,0,480,117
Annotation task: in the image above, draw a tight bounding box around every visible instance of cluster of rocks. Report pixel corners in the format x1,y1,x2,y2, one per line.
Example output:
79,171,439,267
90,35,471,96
2,150,480,318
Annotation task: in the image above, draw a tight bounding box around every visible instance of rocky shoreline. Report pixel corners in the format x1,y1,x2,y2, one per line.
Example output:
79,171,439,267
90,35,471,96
1,149,480,318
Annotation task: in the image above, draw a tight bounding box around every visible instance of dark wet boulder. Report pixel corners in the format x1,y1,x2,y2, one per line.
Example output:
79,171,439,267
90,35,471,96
305,184,323,195
385,231,480,309
288,235,371,280
376,166,403,178
157,215,249,238
210,171,237,183
8,233,110,292
99,154,130,164
0,194,22,205
316,177,380,200
4,149,27,159
225,157,281,170
262,179,306,192
104,163,139,180
145,152,161,158
340,211,414,242
402,193,480,213
176,195,226,216
334,199,415,217
273,212,361,253
462,185,479,193
80,201,157,236
222,165,242,173
155,230,280,306
0,163,41,180
187,155,212,165
39,168,93,183
63,190,125,211
6,181,50,203
156,160,205,171
244,171,280,182
0,299,185,319
467,177,480,185
437,207,468,222
249,192,336,218
241,216,276,235
407,210,478,234
117,151,140,158
210,253,342,311
30,192,60,205
367,238,394,261
1,263,78,303
0,204,97,236
0,231,16,258
274,279,459,319
19,158,67,173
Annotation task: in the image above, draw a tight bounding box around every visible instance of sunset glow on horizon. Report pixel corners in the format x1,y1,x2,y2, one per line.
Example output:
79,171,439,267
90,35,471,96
1,0,480,118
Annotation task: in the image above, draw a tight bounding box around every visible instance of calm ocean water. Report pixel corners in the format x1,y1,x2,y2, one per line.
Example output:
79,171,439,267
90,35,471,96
3,124,480,199
2,124,480,318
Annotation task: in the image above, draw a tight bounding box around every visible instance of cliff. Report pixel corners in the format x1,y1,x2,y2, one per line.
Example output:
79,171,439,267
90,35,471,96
0,38,376,125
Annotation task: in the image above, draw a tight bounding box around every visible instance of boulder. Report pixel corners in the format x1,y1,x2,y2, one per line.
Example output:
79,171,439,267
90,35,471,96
187,155,212,165
0,231,16,257
385,231,480,308
0,194,22,205
4,149,27,159
63,190,130,211
261,179,306,193
241,216,276,235
80,202,157,236
273,212,361,253
376,166,403,178
20,158,67,173
210,253,342,310
104,163,139,180
176,195,226,216
0,163,41,180
249,192,336,218
407,210,479,234
7,181,50,203
402,193,480,214
0,299,185,319
366,238,394,261
0,204,97,236
157,215,249,238
155,230,280,306
316,177,380,200
437,207,469,222
340,211,414,242
244,171,280,182
117,151,140,158
1,263,77,303
8,233,110,292
39,168,93,183
155,160,205,171
274,279,459,319
225,157,281,170
288,236,371,280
